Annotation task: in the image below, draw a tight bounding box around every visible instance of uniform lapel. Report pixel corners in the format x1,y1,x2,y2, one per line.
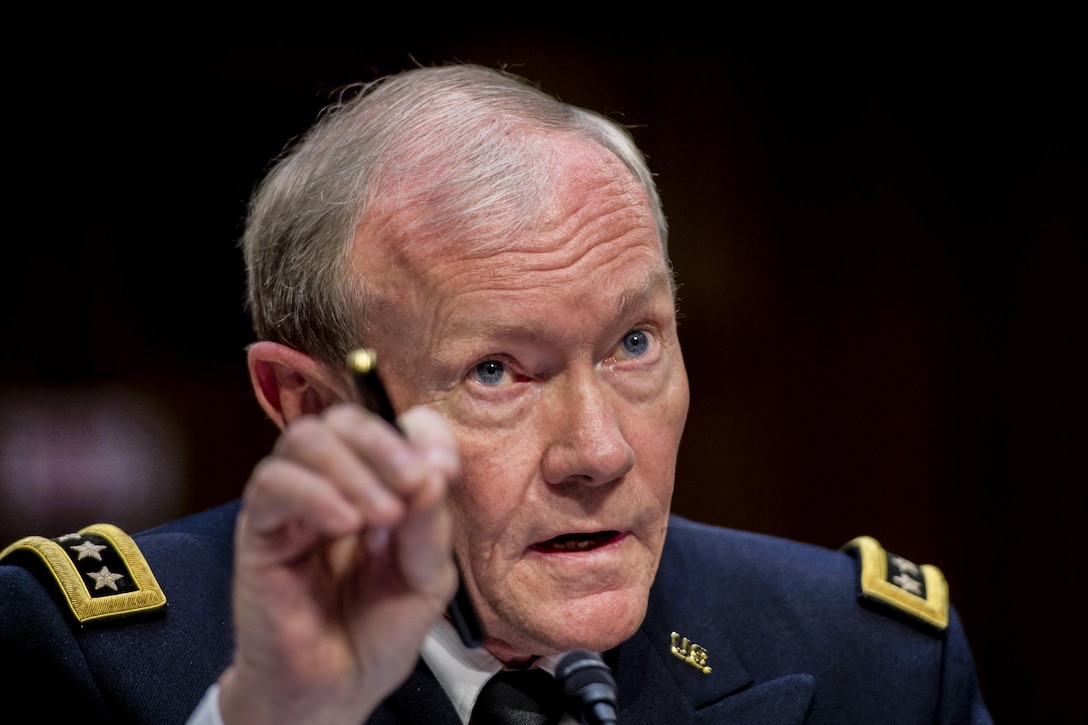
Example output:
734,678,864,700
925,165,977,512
606,530,815,724
611,621,813,724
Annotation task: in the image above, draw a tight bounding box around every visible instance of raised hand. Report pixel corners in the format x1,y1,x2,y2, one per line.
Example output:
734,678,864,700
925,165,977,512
217,403,460,724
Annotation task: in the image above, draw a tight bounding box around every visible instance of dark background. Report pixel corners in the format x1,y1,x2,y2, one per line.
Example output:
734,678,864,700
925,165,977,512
3,33,1083,722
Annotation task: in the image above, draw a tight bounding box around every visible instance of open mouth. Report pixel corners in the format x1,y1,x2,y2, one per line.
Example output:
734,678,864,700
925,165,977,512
531,531,622,553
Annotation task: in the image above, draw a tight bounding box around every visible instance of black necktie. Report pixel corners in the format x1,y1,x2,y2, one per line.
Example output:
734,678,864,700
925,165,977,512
469,668,565,725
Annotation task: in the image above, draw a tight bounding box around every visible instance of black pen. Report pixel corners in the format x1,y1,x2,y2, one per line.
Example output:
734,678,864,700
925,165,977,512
346,348,486,648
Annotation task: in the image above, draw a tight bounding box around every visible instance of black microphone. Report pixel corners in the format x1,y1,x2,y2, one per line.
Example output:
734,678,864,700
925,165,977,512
555,650,619,725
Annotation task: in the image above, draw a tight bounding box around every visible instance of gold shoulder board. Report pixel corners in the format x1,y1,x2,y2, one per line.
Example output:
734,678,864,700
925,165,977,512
0,523,167,624
841,535,949,632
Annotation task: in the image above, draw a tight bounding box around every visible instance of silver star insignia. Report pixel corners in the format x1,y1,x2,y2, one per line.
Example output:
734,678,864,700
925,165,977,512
86,566,124,591
70,541,107,561
892,572,923,595
890,554,921,577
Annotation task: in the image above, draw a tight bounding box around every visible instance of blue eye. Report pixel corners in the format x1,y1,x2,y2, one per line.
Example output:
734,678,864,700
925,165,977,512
474,360,506,386
621,330,650,357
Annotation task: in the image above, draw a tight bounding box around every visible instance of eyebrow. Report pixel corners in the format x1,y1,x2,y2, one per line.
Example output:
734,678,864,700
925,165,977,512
616,268,676,319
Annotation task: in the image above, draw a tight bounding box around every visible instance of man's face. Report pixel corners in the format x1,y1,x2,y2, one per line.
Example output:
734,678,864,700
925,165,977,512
357,135,689,660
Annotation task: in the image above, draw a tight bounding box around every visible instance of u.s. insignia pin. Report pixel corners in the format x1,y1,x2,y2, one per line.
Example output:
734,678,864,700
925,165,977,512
670,631,712,673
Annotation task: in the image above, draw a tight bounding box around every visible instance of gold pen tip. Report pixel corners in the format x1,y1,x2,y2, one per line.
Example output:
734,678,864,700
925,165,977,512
346,348,378,374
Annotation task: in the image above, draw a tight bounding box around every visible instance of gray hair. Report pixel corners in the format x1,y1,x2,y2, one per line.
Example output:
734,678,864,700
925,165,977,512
241,63,669,365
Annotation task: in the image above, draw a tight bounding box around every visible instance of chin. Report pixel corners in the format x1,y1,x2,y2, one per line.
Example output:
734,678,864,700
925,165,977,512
494,586,649,657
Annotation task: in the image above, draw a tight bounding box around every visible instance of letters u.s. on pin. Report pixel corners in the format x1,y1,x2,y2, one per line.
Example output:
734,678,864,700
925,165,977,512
670,631,712,674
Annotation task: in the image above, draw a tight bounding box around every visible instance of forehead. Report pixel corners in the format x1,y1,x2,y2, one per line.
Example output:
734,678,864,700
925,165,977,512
352,133,665,359
371,132,655,256
357,133,668,316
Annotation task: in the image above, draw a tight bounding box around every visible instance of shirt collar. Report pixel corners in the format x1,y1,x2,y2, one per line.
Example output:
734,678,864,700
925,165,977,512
421,617,584,724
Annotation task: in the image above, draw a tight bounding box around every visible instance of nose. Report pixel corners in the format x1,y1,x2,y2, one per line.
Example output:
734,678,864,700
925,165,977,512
540,369,635,486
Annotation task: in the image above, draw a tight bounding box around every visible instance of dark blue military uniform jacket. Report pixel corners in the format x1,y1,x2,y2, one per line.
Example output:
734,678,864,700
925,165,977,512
0,500,992,723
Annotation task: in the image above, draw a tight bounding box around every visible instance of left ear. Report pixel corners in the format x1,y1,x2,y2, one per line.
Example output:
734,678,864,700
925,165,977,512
246,341,348,430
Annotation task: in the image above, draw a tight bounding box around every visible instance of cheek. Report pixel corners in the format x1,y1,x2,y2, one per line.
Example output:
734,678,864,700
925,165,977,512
630,378,688,506
657,367,690,456
448,430,540,549
638,378,689,457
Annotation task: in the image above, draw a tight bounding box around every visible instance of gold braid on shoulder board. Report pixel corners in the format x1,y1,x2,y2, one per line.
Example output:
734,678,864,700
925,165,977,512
841,536,949,632
1,523,166,624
